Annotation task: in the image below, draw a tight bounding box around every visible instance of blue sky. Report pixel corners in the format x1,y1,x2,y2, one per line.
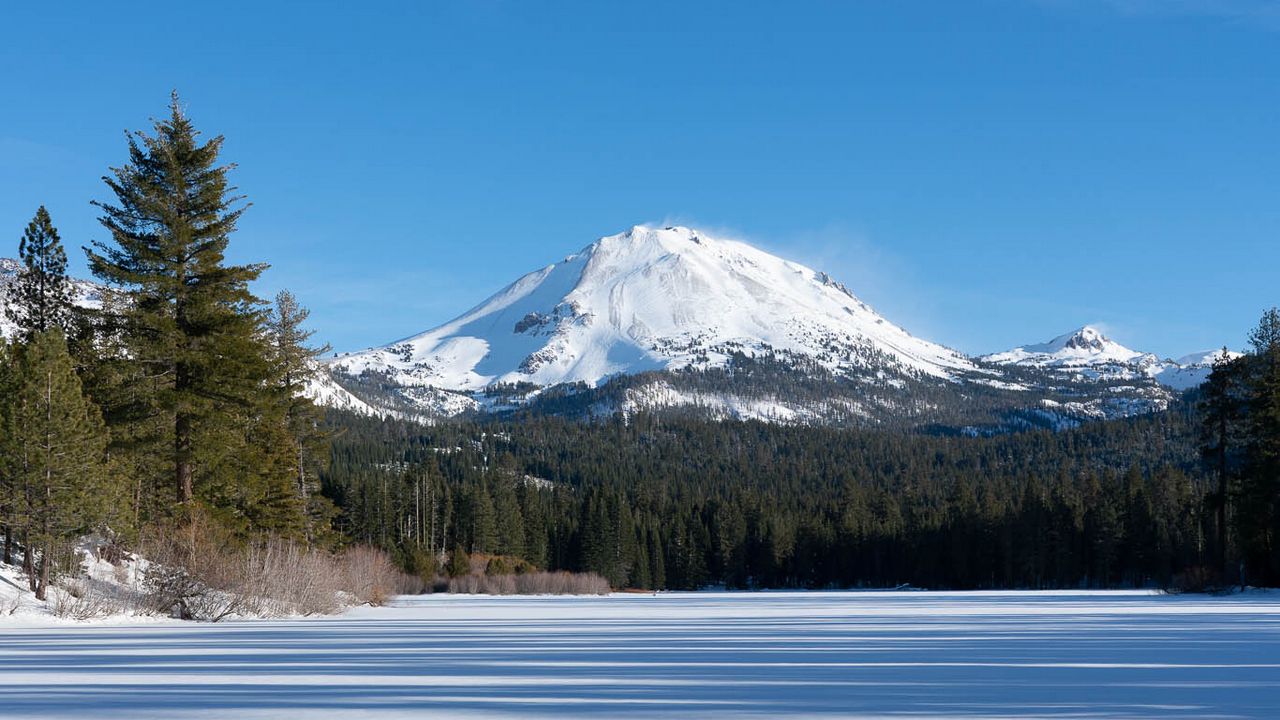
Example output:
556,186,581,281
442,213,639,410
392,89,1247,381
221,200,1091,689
1,1,1276,356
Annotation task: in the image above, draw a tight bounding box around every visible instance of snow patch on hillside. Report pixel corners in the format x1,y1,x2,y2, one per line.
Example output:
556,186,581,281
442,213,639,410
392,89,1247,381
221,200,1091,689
613,380,870,425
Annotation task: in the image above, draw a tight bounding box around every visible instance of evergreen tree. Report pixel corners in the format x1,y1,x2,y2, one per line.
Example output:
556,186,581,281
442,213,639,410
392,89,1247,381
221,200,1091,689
1240,308,1280,582
467,481,497,554
8,330,109,600
6,207,76,341
1200,349,1246,578
0,336,18,565
447,544,470,577
518,482,548,568
86,93,269,511
266,290,334,539
491,478,524,557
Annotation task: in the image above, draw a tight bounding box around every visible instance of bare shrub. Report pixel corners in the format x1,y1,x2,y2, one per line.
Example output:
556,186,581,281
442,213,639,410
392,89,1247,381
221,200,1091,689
95,542,127,566
242,539,345,616
448,571,609,595
338,545,400,606
131,514,421,620
51,578,122,620
141,556,245,621
1165,565,1221,595
395,572,426,595
139,519,395,619
517,571,610,595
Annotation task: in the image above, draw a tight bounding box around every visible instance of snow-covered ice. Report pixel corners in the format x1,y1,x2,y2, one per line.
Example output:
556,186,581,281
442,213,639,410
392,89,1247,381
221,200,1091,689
2,590,1279,718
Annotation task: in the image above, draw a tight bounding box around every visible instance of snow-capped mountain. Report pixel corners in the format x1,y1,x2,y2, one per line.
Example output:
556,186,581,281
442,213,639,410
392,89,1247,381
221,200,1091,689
981,326,1239,391
3,226,1235,432
324,225,1232,428
328,224,975,398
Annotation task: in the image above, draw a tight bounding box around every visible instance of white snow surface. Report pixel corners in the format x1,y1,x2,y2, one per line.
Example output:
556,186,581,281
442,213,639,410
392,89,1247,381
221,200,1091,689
327,225,976,393
303,366,383,416
1,590,1278,718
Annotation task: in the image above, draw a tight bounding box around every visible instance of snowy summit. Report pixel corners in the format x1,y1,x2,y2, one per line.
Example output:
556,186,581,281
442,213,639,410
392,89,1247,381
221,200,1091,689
982,325,1238,390
328,225,974,393
982,326,1154,369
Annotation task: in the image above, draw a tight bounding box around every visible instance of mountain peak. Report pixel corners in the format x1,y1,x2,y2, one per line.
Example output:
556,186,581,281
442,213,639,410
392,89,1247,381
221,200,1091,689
1047,325,1114,353
982,325,1146,369
328,225,973,402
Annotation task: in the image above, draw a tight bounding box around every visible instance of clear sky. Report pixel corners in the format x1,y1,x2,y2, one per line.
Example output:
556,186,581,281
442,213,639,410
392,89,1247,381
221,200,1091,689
1,1,1276,357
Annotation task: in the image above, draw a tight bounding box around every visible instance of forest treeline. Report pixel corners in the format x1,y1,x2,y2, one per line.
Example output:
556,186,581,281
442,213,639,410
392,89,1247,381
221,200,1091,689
324,313,1280,591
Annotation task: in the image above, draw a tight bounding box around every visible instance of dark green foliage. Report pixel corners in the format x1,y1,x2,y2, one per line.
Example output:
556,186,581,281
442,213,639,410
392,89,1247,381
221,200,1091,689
4,330,111,599
465,481,497,554
266,290,334,538
7,207,77,342
447,544,469,577
1194,308,1280,586
70,94,330,543
1230,309,1280,583
322,398,1213,590
87,93,266,509
0,337,20,565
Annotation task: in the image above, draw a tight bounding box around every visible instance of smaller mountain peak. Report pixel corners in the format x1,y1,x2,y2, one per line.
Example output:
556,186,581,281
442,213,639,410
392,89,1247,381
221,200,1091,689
982,324,1145,369
1054,325,1110,352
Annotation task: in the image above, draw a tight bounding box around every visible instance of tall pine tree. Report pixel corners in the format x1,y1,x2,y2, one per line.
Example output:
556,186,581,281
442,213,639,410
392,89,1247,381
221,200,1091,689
86,93,269,511
7,207,76,341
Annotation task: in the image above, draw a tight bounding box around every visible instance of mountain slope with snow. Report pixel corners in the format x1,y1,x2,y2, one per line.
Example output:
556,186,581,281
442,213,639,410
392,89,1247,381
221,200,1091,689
329,225,976,396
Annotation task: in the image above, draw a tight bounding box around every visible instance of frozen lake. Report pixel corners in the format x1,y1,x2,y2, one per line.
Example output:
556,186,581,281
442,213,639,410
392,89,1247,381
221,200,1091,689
2,590,1279,718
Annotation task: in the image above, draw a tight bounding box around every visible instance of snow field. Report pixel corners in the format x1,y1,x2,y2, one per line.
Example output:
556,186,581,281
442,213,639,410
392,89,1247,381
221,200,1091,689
2,590,1279,718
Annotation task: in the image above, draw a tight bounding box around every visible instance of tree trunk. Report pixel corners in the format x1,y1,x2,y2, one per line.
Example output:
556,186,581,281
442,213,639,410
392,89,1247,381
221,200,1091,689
23,541,36,592
34,544,49,601
1217,417,1228,579
176,413,193,505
